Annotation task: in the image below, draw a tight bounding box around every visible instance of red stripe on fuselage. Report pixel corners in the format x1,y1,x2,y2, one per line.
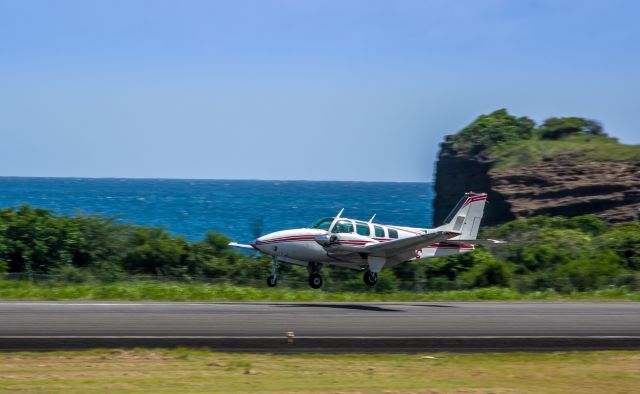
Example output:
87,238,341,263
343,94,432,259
255,235,317,245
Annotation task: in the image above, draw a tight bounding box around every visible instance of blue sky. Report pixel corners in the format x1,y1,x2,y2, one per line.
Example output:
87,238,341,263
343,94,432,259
1,0,639,182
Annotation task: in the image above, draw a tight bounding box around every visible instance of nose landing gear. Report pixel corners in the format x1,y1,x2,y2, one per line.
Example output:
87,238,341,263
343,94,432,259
363,270,378,287
307,262,323,289
267,258,279,287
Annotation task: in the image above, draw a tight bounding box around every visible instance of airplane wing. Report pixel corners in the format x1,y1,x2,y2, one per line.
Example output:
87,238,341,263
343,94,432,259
443,239,506,245
325,231,460,257
228,242,257,250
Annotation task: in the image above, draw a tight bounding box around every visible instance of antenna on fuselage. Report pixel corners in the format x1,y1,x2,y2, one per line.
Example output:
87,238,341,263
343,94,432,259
368,213,376,223
335,208,344,219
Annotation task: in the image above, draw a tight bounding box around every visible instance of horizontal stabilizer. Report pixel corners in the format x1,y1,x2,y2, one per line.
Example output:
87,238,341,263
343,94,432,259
228,242,256,250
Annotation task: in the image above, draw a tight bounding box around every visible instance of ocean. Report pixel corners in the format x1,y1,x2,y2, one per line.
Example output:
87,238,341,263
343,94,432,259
0,177,434,242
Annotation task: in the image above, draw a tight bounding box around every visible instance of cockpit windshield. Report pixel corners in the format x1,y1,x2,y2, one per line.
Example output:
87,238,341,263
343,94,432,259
310,217,334,230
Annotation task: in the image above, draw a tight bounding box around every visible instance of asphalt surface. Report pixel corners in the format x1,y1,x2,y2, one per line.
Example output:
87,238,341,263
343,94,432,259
1,301,639,352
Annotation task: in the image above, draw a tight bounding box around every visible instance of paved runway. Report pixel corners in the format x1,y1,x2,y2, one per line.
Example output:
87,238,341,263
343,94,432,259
1,301,639,352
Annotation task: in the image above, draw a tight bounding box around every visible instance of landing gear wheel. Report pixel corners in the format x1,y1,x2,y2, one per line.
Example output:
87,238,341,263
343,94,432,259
267,275,278,287
308,274,323,289
363,270,378,287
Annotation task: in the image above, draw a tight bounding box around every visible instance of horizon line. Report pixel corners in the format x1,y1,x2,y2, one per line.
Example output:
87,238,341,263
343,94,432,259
0,175,432,184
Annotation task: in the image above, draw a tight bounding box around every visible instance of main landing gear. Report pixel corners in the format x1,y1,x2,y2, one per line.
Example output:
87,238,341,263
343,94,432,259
307,262,323,289
267,258,279,287
363,270,378,287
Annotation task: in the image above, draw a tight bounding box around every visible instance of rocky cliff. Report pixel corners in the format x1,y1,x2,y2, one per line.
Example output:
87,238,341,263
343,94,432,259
433,111,640,226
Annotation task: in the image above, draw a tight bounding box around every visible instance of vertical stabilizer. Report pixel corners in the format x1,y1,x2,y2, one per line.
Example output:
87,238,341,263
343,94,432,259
436,192,487,240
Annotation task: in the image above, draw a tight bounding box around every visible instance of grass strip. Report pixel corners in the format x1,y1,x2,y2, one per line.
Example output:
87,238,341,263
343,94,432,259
0,349,638,393
1,280,640,301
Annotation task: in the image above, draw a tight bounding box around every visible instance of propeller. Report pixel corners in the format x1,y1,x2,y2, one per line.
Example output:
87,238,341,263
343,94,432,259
248,217,264,256
251,217,264,240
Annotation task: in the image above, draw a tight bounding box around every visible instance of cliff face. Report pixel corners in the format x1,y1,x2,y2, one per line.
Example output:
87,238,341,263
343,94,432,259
433,140,640,226
433,139,515,226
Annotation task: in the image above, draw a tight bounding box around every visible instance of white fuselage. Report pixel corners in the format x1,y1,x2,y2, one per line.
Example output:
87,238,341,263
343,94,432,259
253,217,474,270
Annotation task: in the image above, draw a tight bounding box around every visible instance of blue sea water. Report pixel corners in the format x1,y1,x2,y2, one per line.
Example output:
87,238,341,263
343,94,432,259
0,177,434,242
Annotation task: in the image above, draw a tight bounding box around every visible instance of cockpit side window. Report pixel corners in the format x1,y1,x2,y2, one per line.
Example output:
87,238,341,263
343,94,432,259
388,228,399,239
331,220,354,233
310,217,334,230
356,222,370,236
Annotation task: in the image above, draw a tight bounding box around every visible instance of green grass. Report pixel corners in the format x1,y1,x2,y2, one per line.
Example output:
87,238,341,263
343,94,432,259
489,135,640,172
1,280,639,301
1,349,639,393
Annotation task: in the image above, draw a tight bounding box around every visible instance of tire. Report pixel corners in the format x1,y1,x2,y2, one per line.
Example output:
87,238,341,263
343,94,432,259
363,270,377,287
308,274,323,289
267,275,277,287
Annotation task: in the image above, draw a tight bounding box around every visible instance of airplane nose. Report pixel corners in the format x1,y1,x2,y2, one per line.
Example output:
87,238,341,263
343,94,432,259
252,233,276,253
253,233,269,243
251,236,265,251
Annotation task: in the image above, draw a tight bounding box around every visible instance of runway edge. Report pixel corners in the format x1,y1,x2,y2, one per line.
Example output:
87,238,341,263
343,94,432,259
2,336,640,353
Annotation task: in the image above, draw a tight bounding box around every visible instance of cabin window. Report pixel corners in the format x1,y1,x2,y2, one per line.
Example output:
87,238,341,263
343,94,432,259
356,222,370,236
331,220,354,233
311,217,334,230
388,228,399,239
374,226,385,237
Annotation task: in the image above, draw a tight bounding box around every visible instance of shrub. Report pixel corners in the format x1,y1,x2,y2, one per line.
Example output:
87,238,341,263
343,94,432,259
539,117,605,140
50,264,93,283
373,270,399,293
459,250,511,288
595,221,640,270
557,250,621,291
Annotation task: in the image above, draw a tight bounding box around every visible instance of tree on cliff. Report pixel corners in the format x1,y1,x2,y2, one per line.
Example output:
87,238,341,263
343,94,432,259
539,117,606,139
450,109,535,154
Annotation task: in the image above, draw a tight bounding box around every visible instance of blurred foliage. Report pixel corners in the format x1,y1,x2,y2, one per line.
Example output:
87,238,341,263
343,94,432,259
0,206,639,295
479,215,640,292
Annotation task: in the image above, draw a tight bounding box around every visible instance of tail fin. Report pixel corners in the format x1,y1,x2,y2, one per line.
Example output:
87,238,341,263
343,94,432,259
436,192,487,240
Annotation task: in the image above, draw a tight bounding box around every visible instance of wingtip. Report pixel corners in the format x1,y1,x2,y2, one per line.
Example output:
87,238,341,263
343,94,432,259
228,242,257,250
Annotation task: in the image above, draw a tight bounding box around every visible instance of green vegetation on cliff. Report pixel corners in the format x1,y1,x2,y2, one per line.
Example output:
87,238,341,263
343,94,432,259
1,206,639,300
448,109,640,171
448,109,535,154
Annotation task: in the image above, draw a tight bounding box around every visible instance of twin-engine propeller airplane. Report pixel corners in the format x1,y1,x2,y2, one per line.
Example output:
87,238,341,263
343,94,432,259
229,192,504,289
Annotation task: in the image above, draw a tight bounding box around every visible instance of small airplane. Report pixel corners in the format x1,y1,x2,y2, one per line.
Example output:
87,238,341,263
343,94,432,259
229,192,504,289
